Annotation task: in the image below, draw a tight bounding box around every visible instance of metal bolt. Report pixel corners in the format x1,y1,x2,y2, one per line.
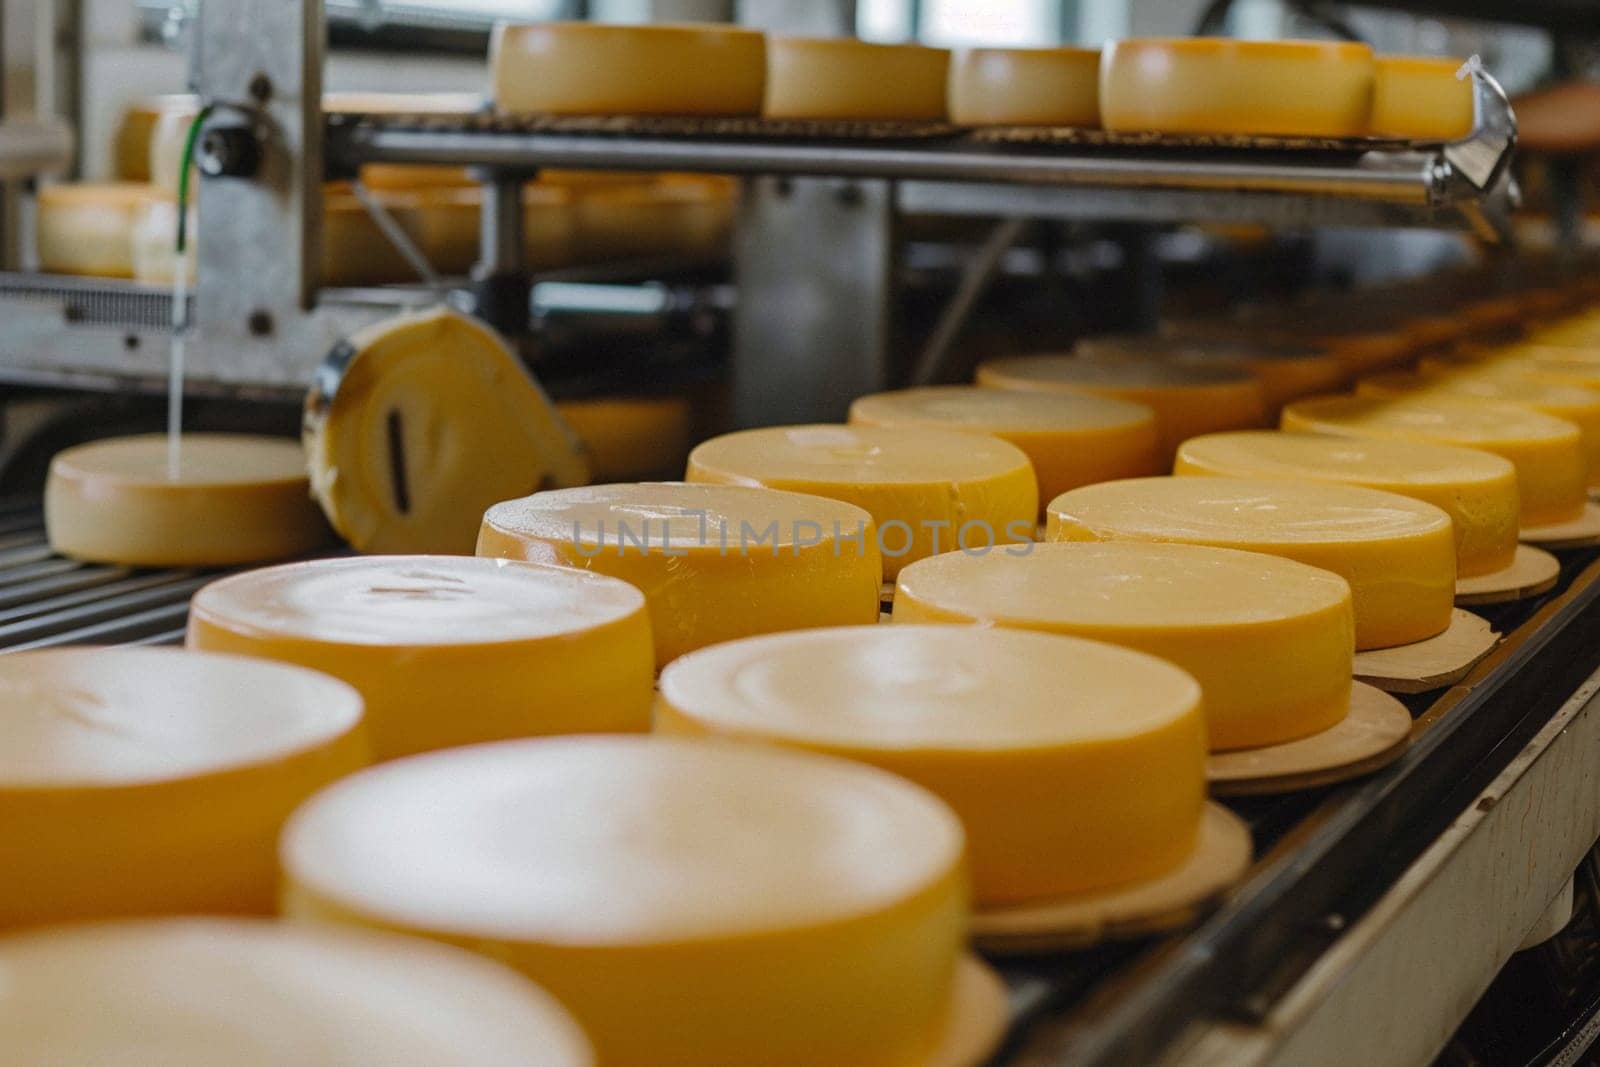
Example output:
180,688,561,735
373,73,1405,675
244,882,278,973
123,333,140,351
247,310,274,337
248,73,273,103
835,182,864,206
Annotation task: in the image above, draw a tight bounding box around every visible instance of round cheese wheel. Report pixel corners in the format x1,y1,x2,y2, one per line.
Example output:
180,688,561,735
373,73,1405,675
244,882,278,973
658,624,1206,903
947,46,1100,126
847,385,1160,513
1075,333,1349,413
477,483,882,667
35,182,167,278
1358,370,1600,487
1100,37,1375,137
685,425,1036,580
0,919,593,1066
281,736,968,1067
765,37,950,121
187,556,653,761
1045,476,1455,650
894,541,1354,749
304,307,589,555
976,355,1268,467
0,648,366,927
569,177,734,262
1399,313,1467,353
555,396,693,481
491,22,766,116
358,163,476,190
111,95,196,182
1371,55,1475,140
1281,395,1588,528
1175,431,1519,579
45,434,332,567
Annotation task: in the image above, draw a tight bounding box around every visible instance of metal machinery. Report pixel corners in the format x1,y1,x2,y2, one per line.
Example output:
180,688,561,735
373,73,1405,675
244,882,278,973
2,2,1600,1065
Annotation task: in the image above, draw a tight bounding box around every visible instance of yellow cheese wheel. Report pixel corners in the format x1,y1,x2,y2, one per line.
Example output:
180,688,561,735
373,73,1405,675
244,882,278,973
1400,312,1467,353
1100,37,1375,137
35,182,168,278
45,434,332,567
1075,333,1349,414
477,482,882,667
1175,431,1519,579
976,355,1268,467
111,95,196,181
555,396,694,480
569,176,735,262
658,624,1206,903
1371,56,1475,140
1358,370,1600,486
685,425,1036,579
893,541,1353,750
0,919,593,1066
491,22,766,116
1045,476,1455,650
0,648,366,928
304,307,589,555
765,37,950,121
358,163,477,190
1281,395,1588,528
847,385,1159,513
281,736,970,1067
947,46,1100,126
187,556,654,761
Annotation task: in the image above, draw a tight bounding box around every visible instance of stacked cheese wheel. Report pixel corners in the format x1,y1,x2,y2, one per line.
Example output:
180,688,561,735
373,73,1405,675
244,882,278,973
658,625,1208,905
187,556,656,760
0,920,594,1065
478,482,883,666
1075,333,1349,414
280,736,1006,1067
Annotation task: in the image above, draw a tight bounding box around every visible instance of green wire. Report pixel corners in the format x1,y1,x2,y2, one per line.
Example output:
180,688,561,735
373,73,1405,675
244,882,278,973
174,104,216,256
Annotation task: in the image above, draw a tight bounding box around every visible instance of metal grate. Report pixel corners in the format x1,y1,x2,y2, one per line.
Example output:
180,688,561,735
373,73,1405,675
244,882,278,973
0,274,187,331
0,501,213,651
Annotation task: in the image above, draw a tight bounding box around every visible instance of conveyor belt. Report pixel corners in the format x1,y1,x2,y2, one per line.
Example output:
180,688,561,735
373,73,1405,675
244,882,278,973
6,485,1598,1063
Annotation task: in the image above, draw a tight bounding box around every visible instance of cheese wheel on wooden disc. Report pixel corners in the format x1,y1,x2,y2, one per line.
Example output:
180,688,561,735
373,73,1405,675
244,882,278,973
976,355,1268,467
0,919,593,1066
1045,476,1455,650
1358,370,1600,486
1281,395,1588,528
1175,431,1519,579
766,37,950,121
894,541,1354,750
478,483,882,667
45,433,332,567
35,182,168,278
491,22,766,116
1371,56,1475,140
1100,38,1375,137
1075,333,1349,413
0,648,366,928
658,625,1206,903
304,307,589,555
848,385,1159,512
686,425,1036,579
555,396,693,481
281,736,969,1067
948,47,1100,126
187,556,653,761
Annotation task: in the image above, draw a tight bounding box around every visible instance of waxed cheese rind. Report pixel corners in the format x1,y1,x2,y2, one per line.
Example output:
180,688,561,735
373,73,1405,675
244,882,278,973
892,541,1355,750
0,919,594,1067
656,624,1207,903
280,736,966,1067
1044,476,1456,650
477,482,883,667
186,555,655,761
